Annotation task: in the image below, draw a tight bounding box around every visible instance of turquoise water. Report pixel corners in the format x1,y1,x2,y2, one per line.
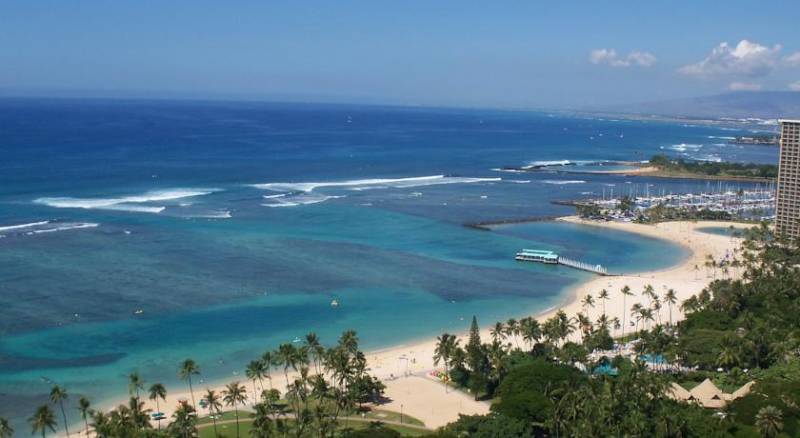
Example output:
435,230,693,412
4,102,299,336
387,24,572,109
0,99,769,432
0,214,686,425
696,225,749,238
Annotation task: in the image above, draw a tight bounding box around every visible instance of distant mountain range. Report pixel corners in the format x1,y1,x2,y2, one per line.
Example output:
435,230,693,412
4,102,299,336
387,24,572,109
593,91,800,120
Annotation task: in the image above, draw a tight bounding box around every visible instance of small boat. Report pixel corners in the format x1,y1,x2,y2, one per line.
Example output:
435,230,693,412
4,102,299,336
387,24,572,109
330,299,339,308
292,337,302,343
133,309,144,315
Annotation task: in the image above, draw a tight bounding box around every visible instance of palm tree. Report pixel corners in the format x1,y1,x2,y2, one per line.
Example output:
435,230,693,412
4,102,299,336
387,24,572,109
148,383,167,430
520,317,542,350
490,322,505,344
642,284,655,307
168,403,197,438
555,310,575,346
179,359,201,411
631,303,643,333
261,351,275,390
0,417,13,438
664,289,677,326
621,285,633,338
505,318,520,349
251,402,275,437
598,289,609,316
29,405,57,438
128,371,144,400
276,343,300,388
642,308,655,331
575,313,591,342
755,405,783,438
203,389,223,438
611,317,621,336
246,360,266,403
304,332,325,375
581,294,595,320
77,397,91,436
223,382,248,438
338,330,359,355
434,333,459,392
717,335,742,370
49,385,69,437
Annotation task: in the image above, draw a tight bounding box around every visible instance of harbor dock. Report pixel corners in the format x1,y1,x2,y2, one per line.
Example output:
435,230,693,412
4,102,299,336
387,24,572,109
515,249,610,275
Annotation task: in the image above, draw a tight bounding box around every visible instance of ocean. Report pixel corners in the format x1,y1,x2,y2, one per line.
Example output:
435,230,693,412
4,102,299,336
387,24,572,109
0,98,777,430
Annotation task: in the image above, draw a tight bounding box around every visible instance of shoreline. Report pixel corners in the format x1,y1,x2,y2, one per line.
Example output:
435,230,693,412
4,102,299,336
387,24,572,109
497,161,775,183
69,217,747,434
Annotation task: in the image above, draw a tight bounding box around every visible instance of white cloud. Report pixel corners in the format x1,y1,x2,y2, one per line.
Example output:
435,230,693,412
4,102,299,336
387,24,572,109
679,40,782,78
590,49,656,68
729,81,762,91
790,81,800,91
785,52,800,66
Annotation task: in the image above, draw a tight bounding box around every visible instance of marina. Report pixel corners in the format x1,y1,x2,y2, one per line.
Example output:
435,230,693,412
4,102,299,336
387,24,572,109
515,249,610,275
563,182,777,221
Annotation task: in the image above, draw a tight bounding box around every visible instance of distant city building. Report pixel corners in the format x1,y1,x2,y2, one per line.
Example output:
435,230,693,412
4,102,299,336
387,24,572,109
777,119,800,237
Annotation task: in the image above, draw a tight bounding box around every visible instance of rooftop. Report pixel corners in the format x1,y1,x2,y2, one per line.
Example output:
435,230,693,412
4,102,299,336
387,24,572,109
519,249,558,257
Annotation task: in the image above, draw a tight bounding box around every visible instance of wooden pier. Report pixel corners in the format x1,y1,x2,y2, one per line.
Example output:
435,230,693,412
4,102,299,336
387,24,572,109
515,249,611,276
556,256,610,275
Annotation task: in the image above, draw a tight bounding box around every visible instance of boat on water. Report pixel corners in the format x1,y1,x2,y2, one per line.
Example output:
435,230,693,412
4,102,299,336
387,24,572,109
515,249,559,264
330,299,339,308
292,337,302,343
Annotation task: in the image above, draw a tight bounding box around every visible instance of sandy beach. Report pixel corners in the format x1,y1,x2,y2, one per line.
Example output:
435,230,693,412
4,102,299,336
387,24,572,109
77,218,748,434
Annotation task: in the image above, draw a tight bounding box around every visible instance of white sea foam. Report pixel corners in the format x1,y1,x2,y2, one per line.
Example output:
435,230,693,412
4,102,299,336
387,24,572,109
0,221,99,237
491,168,527,173
252,175,500,193
30,223,99,234
707,136,736,140
661,143,703,152
523,159,611,169
34,188,220,214
0,221,50,232
262,195,345,208
192,210,232,219
690,154,722,163
541,180,586,185
262,193,288,199
527,160,572,167
508,180,531,184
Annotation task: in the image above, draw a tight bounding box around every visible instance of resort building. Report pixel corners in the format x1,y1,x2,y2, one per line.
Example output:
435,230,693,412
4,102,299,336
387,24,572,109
668,379,754,409
776,119,800,237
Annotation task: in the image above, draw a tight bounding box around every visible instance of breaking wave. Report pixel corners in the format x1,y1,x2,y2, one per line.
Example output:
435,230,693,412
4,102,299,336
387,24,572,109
523,159,611,169
661,143,703,152
0,221,51,232
0,221,99,237
189,210,232,219
262,194,345,208
34,188,220,214
541,180,586,185
252,175,500,193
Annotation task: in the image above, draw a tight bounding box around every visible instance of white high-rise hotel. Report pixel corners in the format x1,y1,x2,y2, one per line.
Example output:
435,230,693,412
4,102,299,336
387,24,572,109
776,119,800,237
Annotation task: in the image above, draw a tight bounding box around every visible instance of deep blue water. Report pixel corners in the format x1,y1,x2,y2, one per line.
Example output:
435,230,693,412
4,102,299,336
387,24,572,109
0,99,776,431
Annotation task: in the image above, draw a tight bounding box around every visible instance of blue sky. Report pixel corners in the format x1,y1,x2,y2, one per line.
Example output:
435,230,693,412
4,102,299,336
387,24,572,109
1,0,799,108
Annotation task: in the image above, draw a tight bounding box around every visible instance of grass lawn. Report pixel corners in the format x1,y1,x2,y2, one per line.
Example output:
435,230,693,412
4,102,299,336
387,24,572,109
196,409,428,437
